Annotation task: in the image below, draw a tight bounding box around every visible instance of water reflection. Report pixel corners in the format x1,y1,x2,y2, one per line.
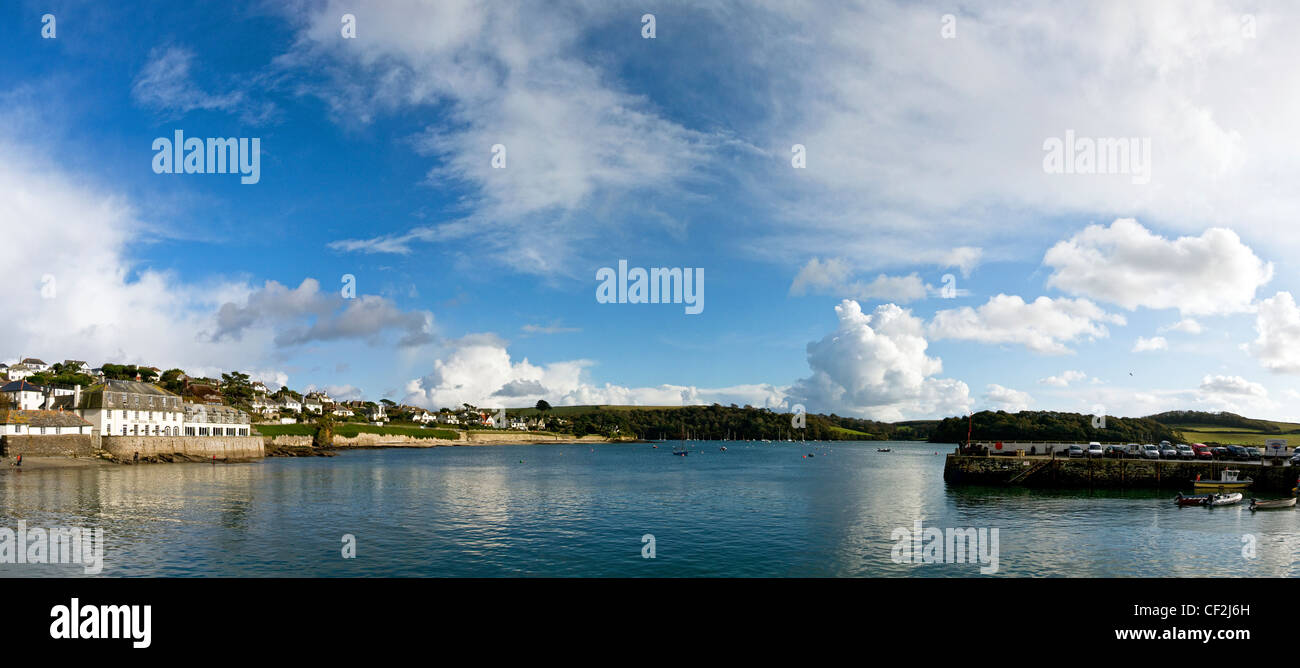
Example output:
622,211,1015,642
1,442,1297,577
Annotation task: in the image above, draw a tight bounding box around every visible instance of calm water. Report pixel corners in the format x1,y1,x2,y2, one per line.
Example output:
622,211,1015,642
2,440,1297,577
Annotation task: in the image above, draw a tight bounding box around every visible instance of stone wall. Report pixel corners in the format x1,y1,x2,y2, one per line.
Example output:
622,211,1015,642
268,434,314,447
330,432,462,447
0,434,98,458
944,454,1300,492
101,435,264,461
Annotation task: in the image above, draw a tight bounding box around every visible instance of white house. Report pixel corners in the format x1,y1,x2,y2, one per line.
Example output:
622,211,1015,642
279,396,303,413
20,358,49,372
182,403,251,436
1,380,49,410
0,409,93,436
303,397,323,414
61,360,90,373
411,410,437,424
4,364,36,381
69,380,185,436
367,404,387,422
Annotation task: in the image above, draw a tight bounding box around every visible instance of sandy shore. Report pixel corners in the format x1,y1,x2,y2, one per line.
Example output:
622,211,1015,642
0,456,113,472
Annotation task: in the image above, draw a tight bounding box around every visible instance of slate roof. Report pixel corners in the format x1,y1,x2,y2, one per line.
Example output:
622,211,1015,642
79,380,182,410
0,409,92,428
0,380,46,394
182,403,251,424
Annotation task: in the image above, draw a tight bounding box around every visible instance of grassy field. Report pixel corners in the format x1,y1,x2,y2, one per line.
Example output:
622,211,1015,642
253,424,316,436
1173,429,1291,446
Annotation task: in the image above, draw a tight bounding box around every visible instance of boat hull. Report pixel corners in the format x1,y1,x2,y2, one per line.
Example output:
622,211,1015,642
1207,493,1243,506
1250,497,1297,510
1193,481,1252,493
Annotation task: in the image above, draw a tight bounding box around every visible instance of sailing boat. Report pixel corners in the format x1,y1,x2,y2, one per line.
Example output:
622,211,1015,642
673,424,688,456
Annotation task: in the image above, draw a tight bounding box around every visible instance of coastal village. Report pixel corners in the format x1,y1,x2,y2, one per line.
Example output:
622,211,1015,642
0,356,566,463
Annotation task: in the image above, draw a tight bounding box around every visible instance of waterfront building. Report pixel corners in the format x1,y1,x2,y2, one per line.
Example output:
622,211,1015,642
0,409,93,436
70,380,185,436
182,403,251,436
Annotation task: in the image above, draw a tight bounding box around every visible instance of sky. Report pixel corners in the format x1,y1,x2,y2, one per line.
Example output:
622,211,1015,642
5,0,1300,422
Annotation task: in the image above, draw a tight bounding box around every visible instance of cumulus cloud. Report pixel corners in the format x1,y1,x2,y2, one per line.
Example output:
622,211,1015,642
1044,219,1272,316
1160,318,1204,335
1246,291,1300,374
402,334,787,410
1199,374,1266,397
1132,336,1168,352
983,384,1033,412
1039,370,1088,387
928,294,1124,354
209,279,434,348
786,300,971,421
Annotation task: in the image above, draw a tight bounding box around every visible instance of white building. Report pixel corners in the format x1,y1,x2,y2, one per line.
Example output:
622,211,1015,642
0,409,93,436
20,358,49,372
182,403,251,436
68,380,185,436
279,396,302,413
1,380,49,410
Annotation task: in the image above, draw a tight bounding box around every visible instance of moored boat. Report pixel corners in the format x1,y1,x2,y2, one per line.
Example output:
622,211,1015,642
1249,497,1297,511
1207,492,1243,506
1174,493,1209,506
877,448,892,452
1192,469,1253,493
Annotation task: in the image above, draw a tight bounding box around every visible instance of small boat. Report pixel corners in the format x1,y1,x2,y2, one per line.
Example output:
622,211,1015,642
1193,469,1253,493
1174,493,1209,506
719,446,727,451
1250,497,1297,511
1207,492,1243,506
672,450,688,457
877,448,892,452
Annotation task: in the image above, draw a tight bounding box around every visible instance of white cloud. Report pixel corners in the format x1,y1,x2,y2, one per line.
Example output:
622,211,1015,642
402,334,787,410
1160,318,1204,335
1199,374,1266,397
786,300,971,421
928,294,1124,354
983,384,1033,412
131,46,273,124
1044,219,1272,316
288,1,712,275
1246,291,1300,374
1039,370,1088,387
743,3,1300,266
1132,336,1168,352
789,258,931,303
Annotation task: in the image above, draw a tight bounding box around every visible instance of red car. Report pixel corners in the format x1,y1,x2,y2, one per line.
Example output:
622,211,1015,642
1190,443,1215,459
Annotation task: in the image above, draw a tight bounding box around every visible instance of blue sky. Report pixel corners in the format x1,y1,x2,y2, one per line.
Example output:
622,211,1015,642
6,1,1300,421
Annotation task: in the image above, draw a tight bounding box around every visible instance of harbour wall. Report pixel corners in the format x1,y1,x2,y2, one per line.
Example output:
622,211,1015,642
101,435,265,461
0,434,98,458
943,455,1300,492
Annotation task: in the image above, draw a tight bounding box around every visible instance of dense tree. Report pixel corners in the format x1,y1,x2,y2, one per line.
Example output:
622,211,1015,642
929,410,1180,444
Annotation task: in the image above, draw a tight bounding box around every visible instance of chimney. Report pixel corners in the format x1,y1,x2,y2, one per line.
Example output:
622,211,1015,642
74,384,81,409
43,388,53,410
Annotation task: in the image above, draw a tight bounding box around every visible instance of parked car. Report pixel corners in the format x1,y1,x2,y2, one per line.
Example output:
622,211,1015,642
1211,446,1230,459
1141,444,1161,459
1226,445,1251,460
1105,445,1127,459
1243,446,1262,460
1190,443,1214,459
1160,443,1179,458
1290,450,1300,465
1175,444,1196,459
1067,445,1085,458
1086,442,1104,458
1125,443,1143,458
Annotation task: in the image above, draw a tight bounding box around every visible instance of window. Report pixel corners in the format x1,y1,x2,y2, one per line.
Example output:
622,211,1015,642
121,426,127,435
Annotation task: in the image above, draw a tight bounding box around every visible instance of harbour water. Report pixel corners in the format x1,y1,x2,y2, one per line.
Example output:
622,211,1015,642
2,440,1297,577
